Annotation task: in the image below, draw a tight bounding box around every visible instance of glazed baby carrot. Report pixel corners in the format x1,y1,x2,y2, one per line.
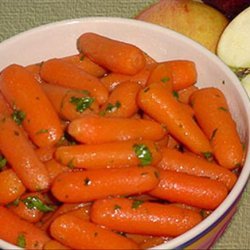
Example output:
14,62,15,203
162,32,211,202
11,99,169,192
40,58,108,105
0,64,63,148
45,159,70,183
100,81,141,118
77,32,146,75
41,82,99,121
68,115,166,144
35,145,56,162
0,114,50,191
43,240,70,250
0,206,50,249
91,197,202,237
190,87,244,169
39,203,87,231
157,148,237,190
50,214,139,249
62,53,107,77
51,166,160,202
101,64,154,91
163,60,197,91
147,62,173,90
55,140,161,168
0,169,26,205
178,85,198,104
137,82,212,155
9,192,54,223
150,170,228,210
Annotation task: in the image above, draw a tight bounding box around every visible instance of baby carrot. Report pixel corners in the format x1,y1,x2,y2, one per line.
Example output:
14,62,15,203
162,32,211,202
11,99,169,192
147,62,173,90
9,192,53,223
68,115,166,144
178,85,198,104
164,60,197,91
77,32,146,75
150,170,228,210
0,114,50,191
43,240,70,250
0,169,26,205
137,82,212,155
51,166,160,202
0,206,50,249
41,82,99,121
55,140,162,168
101,64,154,91
35,146,56,162
91,197,202,237
190,87,244,169
61,53,107,77
157,148,237,190
100,81,141,118
50,214,139,249
39,203,87,231
45,159,70,183
0,64,63,148
40,58,108,105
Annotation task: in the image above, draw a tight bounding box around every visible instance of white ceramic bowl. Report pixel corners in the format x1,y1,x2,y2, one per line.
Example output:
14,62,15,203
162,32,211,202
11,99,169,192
0,17,249,250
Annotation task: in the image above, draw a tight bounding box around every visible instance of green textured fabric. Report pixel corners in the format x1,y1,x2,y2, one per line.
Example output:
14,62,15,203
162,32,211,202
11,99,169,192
0,1,249,249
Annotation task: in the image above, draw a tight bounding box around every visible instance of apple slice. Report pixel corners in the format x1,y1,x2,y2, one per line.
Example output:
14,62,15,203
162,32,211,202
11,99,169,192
135,0,229,53
217,7,250,96
217,7,250,68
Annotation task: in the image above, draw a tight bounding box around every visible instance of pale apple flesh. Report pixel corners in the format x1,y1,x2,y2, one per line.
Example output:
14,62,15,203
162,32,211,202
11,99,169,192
135,0,229,53
217,7,250,96
217,7,250,68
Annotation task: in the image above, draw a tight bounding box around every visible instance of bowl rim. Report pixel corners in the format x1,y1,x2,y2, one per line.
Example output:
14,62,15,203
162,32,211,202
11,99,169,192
0,16,250,250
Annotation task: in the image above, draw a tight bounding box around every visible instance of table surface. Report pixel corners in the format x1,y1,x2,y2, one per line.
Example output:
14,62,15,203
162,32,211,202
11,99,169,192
0,1,249,249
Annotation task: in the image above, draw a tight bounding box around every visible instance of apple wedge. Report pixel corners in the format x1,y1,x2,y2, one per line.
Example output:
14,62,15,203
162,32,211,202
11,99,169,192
217,7,250,96
135,0,229,53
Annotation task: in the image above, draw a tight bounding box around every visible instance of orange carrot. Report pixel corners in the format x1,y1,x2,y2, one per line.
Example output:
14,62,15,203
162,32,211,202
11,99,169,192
50,214,139,249
150,170,228,210
0,169,26,205
55,140,161,169
43,240,70,250
91,197,202,237
25,63,41,75
35,146,56,163
39,203,87,231
147,62,173,90
68,115,166,144
100,81,141,118
45,159,70,183
157,148,237,190
0,64,63,147
77,32,146,75
137,82,212,155
163,60,197,91
9,192,52,223
63,204,91,221
62,53,107,77
40,58,108,105
178,85,198,104
126,234,166,249
41,82,99,121
51,166,160,202
101,64,154,91
0,114,50,191
0,206,50,249
190,87,244,169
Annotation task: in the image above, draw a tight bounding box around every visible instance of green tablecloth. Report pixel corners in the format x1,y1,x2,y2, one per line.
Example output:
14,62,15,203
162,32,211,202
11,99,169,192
0,1,249,249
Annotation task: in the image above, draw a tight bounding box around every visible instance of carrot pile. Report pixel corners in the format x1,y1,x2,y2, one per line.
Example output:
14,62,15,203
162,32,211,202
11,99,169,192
0,32,244,250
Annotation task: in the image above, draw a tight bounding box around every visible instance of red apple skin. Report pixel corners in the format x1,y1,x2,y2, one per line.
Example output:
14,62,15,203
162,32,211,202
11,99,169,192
203,0,250,19
135,0,229,53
